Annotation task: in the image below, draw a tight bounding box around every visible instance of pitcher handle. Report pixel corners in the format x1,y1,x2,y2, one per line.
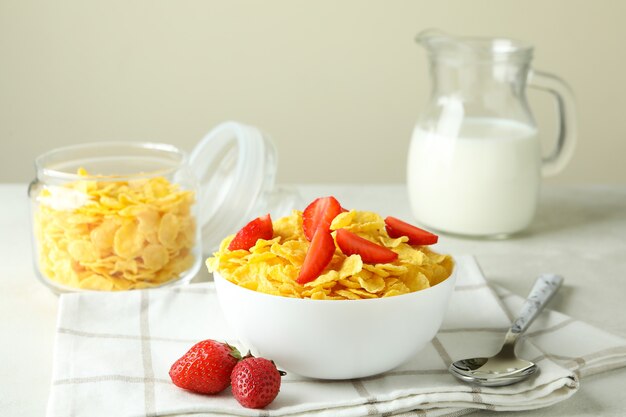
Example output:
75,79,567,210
528,70,578,177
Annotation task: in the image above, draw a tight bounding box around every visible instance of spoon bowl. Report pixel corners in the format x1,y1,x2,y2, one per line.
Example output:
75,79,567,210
449,274,563,386
450,353,538,386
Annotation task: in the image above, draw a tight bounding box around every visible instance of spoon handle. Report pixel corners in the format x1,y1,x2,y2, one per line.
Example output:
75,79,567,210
504,274,563,346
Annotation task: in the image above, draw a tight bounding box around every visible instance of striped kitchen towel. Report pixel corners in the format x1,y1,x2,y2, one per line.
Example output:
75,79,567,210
46,256,626,417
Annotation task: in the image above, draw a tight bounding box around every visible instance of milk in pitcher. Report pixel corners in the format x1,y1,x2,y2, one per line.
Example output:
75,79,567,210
407,118,541,237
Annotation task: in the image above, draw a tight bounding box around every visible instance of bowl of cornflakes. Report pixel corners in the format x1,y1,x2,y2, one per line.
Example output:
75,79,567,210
207,197,455,379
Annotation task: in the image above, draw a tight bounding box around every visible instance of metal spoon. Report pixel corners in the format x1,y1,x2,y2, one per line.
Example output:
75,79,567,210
449,273,563,386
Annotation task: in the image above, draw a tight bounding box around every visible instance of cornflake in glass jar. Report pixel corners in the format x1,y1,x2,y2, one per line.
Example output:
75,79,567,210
29,143,201,293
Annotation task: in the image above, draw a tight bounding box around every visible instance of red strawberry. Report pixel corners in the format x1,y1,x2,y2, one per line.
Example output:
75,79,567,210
228,214,273,251
169,340,241,394
302,196,343,241
335,229,398,264
231,357,282,409
296,227,336,284
384,216,438,245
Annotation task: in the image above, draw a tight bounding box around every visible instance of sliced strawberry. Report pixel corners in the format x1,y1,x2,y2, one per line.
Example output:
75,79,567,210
384,216,438,245
228,214,273,251
302,196,343,241
335,229,398,264
296,228,335,284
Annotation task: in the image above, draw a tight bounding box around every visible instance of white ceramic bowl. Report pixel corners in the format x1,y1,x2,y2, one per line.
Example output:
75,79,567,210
213,267,456,380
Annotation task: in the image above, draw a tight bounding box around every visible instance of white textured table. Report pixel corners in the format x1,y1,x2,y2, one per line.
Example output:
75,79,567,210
1,183,625,416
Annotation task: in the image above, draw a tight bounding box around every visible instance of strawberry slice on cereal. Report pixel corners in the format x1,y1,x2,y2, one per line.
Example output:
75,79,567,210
336,229,398,264
302,196,344,241
296,227,336,284
228,214,273,251
384,216,438,245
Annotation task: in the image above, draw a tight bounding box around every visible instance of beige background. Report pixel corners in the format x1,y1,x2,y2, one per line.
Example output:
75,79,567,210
1,0,624,184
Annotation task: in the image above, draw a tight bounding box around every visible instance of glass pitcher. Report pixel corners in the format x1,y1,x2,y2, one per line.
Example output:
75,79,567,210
408,30,576,238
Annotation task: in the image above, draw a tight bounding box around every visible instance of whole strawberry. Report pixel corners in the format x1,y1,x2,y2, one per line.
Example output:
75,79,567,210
169,340,241,394
231,356,283,409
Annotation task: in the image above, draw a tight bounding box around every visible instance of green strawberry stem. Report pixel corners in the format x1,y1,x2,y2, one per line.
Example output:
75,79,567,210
270,359,287,376
225,342,242,360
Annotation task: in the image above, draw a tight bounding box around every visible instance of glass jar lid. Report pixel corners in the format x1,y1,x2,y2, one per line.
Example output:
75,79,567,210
189,121,278,254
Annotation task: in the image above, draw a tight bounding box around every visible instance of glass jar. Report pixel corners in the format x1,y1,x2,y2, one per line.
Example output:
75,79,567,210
29,142,202,293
